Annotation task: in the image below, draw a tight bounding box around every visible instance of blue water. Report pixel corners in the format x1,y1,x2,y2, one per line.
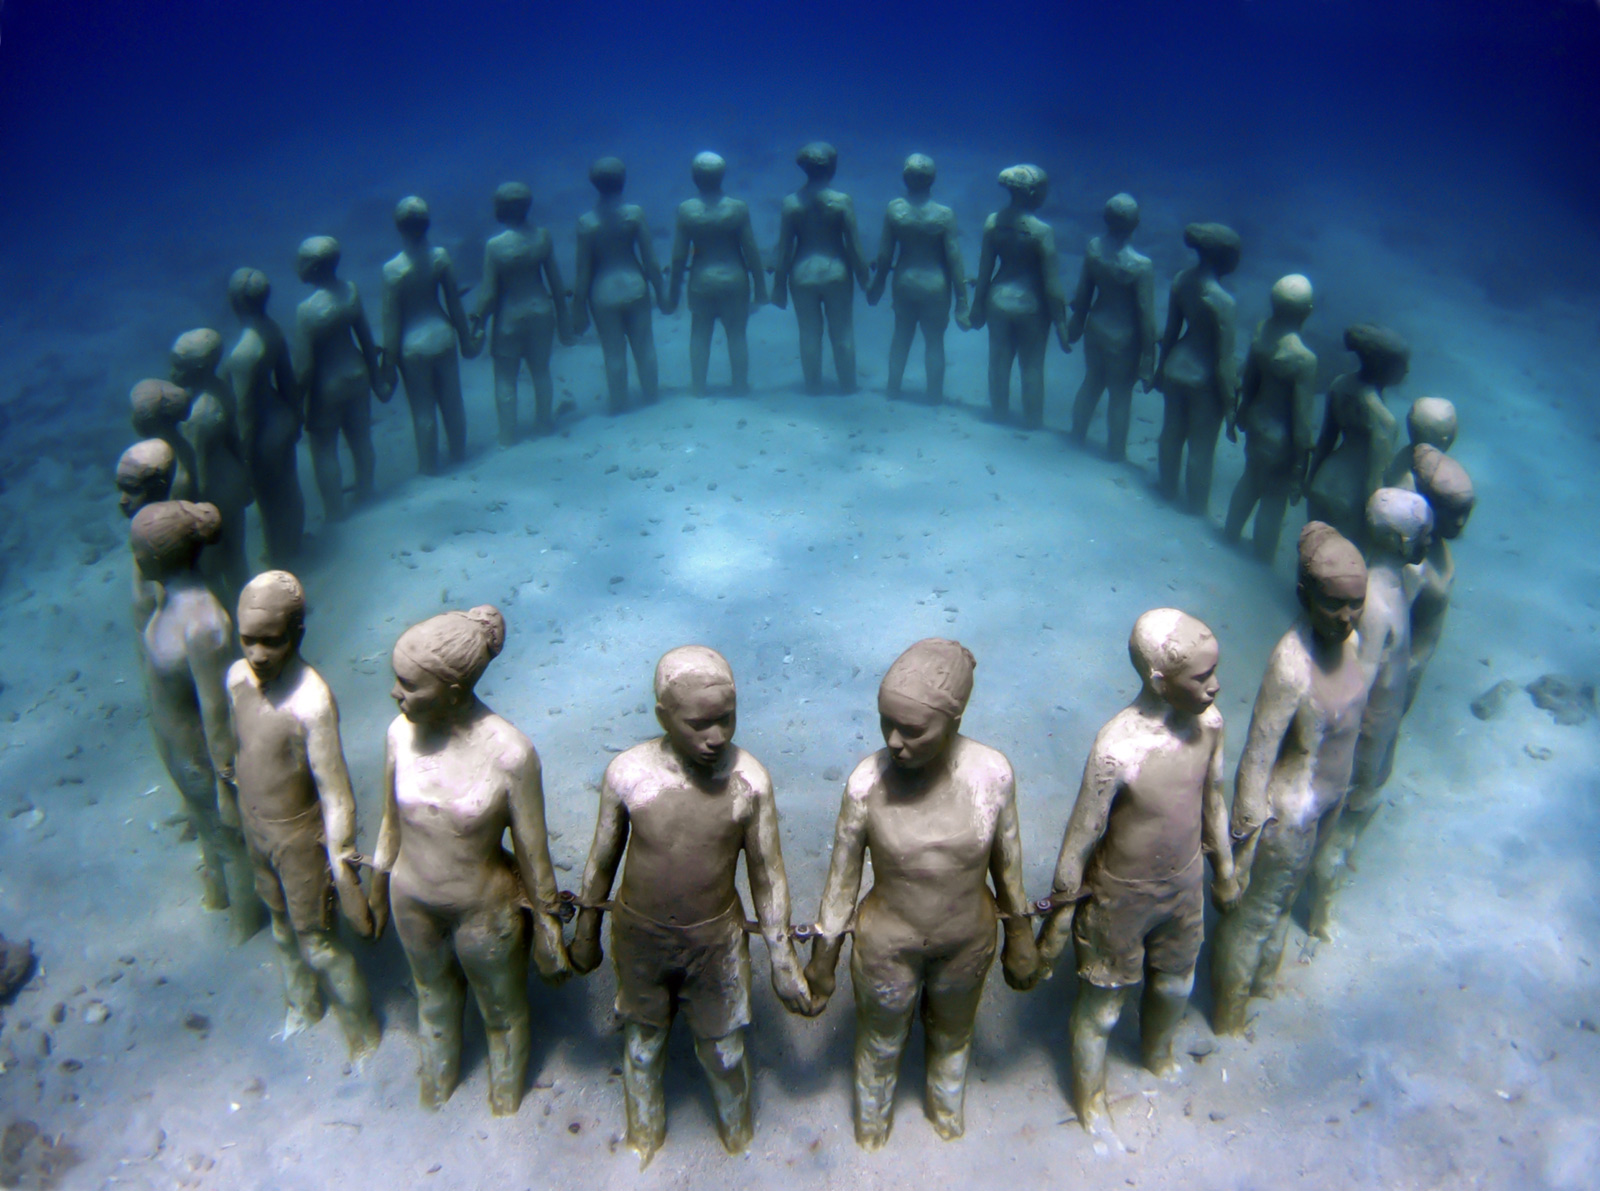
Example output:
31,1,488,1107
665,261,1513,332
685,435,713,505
1,2,1598,1188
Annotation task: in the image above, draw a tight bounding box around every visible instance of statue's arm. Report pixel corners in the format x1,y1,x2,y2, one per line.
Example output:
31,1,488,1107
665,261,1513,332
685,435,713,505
1201,721,1238,906
570,221,594,333
540,238,574,344
770,201,797,308
1038,224,1070,346
667,209,691,314
472,243,499,325
305,683,373,935
943,216,970,323
840,195,871,289
507,744,572,981
437,252,478,358
1211,295,1240,419
377,274,402,394
1136,264,1158,382
1363,393,1399,501
189,614,239,826
1065,254,1094,344
1154,279,1183,377
633,210,668,311
367,730,400,937
1233,647,1300,838
989,773,1042,990
804,783,869,1001
969,220,996,329
737,208,768,305
270,333,303,432
569,770,628,972
1305,390,1340,480
743,776,812,1012
1289,355,1319,492
865,208,895,305
1037,740,1118,963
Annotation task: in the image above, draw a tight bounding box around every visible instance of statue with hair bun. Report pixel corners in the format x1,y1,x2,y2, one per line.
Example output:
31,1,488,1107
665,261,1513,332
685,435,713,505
1212,522,1371,1034
369,605,571,1115
226,571,380,1055
971,165,1070,428
129,379,198,503
1036,610,1235,1136
131,501,264,941
1404,445,1475,713
170,328,253,611
1305,323,1410,543
807,638,1042,1150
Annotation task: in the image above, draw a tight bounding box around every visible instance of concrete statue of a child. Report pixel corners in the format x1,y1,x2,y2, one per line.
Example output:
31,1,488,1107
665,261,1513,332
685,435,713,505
864,154,970,403
470,182,574,444
171,329,252,611
1035,610,1236,1135
380,196,478,474
1304,324,1410,544
226,571,380,1055
806,639,1042,1150
129,379,198,503
971,165,1070,428
116,439,177,633
1211,523,1371,1034
1404,446,1475,713
570,647,815,1165
292,235,386,522
1150,224,1240,515
1066,193,1157,459
1308,488,1432,938
572,157,667,414
771,142,872,395
1383,396,1457,491
225,268,305,566
1223,274,1318,562
131,501,262,940
369,606,572,1114
667,152,768,397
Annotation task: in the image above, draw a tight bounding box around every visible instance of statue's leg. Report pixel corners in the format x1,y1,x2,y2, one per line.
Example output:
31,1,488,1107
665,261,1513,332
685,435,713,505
987,314,1017,419
921,299,950,402
298,926,379,1058
921,935,994,1140
528,313,556,432
823,279,858,393
887,309,916,397
624,297,659,402
343,393,376,504
1225,459,1264,543
392,896,466,1110
688,301,715,396
457,900,532,1116
1016,313,1049,429
1069,981,1128,1131
492,354,521,447
398,351,441,475
1252,472,1292,562
433,350,468,464
1311,730,1397,940
307,424,344,523
692,1029,753,1154
1071,339,1107,444
268,907,325,1033
849,940,919,1150
1156,388,1188,503
723,291,752,395
1138,966,1194,1077
1104,355,1138,462
593,304,631,413
792,285,826,394
1211,820,1310,1034
622,1022,670,1165
1184,393,1225,516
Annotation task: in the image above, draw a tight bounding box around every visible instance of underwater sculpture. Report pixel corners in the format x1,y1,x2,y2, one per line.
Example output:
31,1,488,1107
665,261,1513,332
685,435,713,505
1150,223,1240,515
1309,488,1432,938
130,500,262,941
1383,396,1458,490
1211,523,1369,1034
369,605,571,1114
116,439,177,633
970,164,1070,428
1035,610,1235,1134
224,268,305,565
771,142,872,395
225,571,380,1055
1223,274,1319,561
292,235,386,522
667,152,768,396
806,639,1042,1150
864,153,970,402
572,157,667,414
129,379,198,503
470,182,574,444
1304,324,1410,543
1403,446,1475,713
570,646,813,1164
1066,193,1157,459
380,196,478,475
170,329,252,612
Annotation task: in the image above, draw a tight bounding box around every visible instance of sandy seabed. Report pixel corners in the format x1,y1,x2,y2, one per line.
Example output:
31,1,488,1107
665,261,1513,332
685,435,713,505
1,138,1599,1191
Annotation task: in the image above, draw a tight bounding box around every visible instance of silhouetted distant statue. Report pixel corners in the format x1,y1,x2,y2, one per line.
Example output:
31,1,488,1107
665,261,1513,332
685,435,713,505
1304,323,1409,543
171,328,252,610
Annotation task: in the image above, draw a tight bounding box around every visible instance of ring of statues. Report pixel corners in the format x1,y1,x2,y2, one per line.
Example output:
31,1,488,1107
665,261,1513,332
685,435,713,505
113,143,1477,1163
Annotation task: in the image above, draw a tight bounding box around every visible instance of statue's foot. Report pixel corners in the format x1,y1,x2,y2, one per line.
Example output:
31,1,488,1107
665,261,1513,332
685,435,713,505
339,1010,381,1061
283,995,325,1038
626,1127,664,1170
854,1124,891,1152
927,1106,964,1141
418,1071,454,1112
200,872,230,912
228,899,267,945
1141,1048,1181,1080
488,1086,523,1118
715,1120,752,1155
1212,998,1248,1037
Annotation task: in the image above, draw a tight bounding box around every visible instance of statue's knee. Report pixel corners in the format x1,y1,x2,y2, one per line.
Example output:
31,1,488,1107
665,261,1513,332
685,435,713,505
1150,968,1195,1000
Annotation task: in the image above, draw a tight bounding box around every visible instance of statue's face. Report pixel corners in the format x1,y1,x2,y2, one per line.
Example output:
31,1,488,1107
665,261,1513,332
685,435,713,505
657,683,737,770
117,477,162,519
878,689,956,771
390,652,461,726
1398,519,1432,565
1156,638,1221,716
238,604,297,684
1434,500,1472,541
1300,572,1366,643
